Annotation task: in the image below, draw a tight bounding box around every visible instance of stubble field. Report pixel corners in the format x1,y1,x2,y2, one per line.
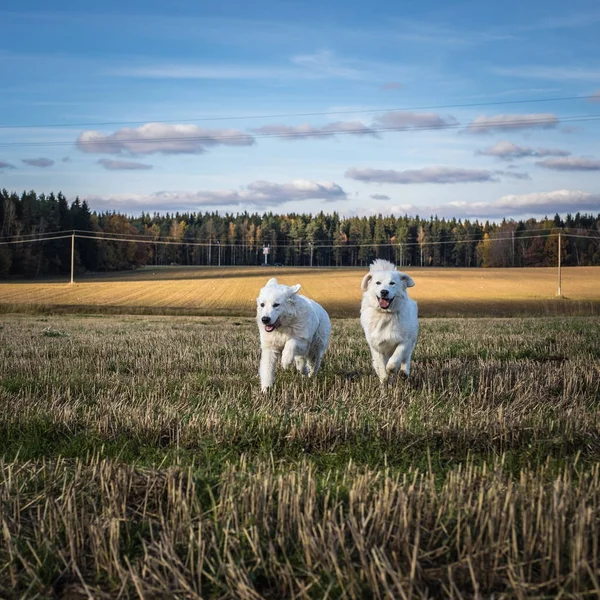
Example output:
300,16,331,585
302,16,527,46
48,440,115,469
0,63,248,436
1,265,599,317
1,313,600,598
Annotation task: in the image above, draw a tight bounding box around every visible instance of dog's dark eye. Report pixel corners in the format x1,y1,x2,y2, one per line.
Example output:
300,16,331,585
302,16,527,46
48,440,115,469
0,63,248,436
260,303,265,307
390,282,395,286
273,303,280,308
375,281,381,285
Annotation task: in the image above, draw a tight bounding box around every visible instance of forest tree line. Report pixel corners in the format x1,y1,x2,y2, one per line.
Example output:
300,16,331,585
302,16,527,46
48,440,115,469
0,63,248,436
1,189,599,278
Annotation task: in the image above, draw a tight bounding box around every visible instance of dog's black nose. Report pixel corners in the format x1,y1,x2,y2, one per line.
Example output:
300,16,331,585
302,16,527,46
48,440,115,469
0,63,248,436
261,316,271,324
380,289,389,298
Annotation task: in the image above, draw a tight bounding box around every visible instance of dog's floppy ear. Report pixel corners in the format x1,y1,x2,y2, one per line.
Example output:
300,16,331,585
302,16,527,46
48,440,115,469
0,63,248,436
361,273,373,291
288,283,301,295
400,273,415,288
266,278,278,287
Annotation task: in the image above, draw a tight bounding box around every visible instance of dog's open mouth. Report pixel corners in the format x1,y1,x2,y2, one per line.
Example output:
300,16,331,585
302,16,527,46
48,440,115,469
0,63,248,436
264,318,281,333
377,296,394,310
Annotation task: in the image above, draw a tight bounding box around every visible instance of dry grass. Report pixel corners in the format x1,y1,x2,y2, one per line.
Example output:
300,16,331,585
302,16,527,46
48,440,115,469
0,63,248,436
3,456,600,599
1,314,600,597
1,265,599,317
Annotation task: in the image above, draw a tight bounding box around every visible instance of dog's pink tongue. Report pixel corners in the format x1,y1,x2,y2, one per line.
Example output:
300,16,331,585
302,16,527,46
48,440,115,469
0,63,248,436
379,298,391,309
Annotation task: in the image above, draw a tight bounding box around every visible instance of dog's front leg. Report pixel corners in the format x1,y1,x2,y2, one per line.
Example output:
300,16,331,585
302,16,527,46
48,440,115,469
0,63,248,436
281,339,307,370
260,348,279,392
370,347,389,384
386,344,409,379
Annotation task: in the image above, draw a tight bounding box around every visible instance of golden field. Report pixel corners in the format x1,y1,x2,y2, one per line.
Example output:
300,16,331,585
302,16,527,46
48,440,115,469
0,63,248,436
1,265,599,317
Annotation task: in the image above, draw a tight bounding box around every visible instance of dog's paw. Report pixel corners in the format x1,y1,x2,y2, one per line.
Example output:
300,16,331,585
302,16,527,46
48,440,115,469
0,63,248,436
379,375,390,386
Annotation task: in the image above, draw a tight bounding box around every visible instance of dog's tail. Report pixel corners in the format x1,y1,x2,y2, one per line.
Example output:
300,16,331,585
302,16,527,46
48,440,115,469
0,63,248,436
370,259,396,272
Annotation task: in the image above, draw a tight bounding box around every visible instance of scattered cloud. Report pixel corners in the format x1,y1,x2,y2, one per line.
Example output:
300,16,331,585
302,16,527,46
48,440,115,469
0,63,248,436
561,126,582,134
250,120,378,140
589,90,600,103
376,190,600,219
21,158,55,167
536,156,600,171
466,113,559,134
244,180,347,204
491,66,600,82
494,170,531,180
346,166,497,184
370,194,391,200
98,158,154,171
111,64,301,80
77,123,255,156
450,189,600,218
0,160,16,171
477,141,571,160
290,50,360,78
381,82,403,90
85,179,347,213
374,111,456,130
62,156,72,163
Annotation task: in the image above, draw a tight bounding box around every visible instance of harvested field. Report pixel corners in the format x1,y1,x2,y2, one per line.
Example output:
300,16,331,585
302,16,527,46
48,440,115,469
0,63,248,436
1,265,599,317
1,314,599,598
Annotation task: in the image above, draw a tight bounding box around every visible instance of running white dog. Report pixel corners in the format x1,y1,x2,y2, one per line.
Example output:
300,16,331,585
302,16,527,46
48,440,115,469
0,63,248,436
256,278,331,391
360,259,418,385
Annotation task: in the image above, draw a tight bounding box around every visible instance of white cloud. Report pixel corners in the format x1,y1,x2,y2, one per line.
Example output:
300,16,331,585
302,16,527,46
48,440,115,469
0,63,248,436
21,158,54,167
0,160,16,171
77,123,255,156
85,179,347,213
290,50,360,78
113,50,363,81
98,159,154,171
244,180,347,204
250,120,378,140
466,113,559,134
379,190,600,219
346,166,497,184
495,170,531,180
374,111,456,129
492,66,600,82
111,65,301,80
536,156,600,171
477,141,571,160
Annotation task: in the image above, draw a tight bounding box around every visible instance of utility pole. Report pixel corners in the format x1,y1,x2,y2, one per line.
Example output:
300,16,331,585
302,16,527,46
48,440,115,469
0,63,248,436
557,232,562,297
511,230,515,267
309,242,314,267
70,232,75,284
217,240,221,267
399,243,404,267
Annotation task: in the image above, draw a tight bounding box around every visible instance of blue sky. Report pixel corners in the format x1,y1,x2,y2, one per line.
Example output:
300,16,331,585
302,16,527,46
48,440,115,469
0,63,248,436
1,0,599,220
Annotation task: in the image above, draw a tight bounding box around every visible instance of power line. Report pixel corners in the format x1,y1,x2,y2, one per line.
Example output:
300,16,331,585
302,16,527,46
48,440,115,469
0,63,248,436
2,114,600,149
4,231,593,249
0,229,75,241
2,225,597,244
0,234,72,246
2,230,597,248
1,93,598,130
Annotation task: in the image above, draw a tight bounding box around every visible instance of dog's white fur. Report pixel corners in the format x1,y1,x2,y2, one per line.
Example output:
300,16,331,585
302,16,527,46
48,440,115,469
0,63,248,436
256,278,331,391
360,259,418,384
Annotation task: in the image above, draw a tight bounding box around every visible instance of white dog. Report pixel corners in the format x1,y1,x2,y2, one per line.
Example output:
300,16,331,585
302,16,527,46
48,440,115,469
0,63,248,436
256,278,331,391
360,259,418,385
